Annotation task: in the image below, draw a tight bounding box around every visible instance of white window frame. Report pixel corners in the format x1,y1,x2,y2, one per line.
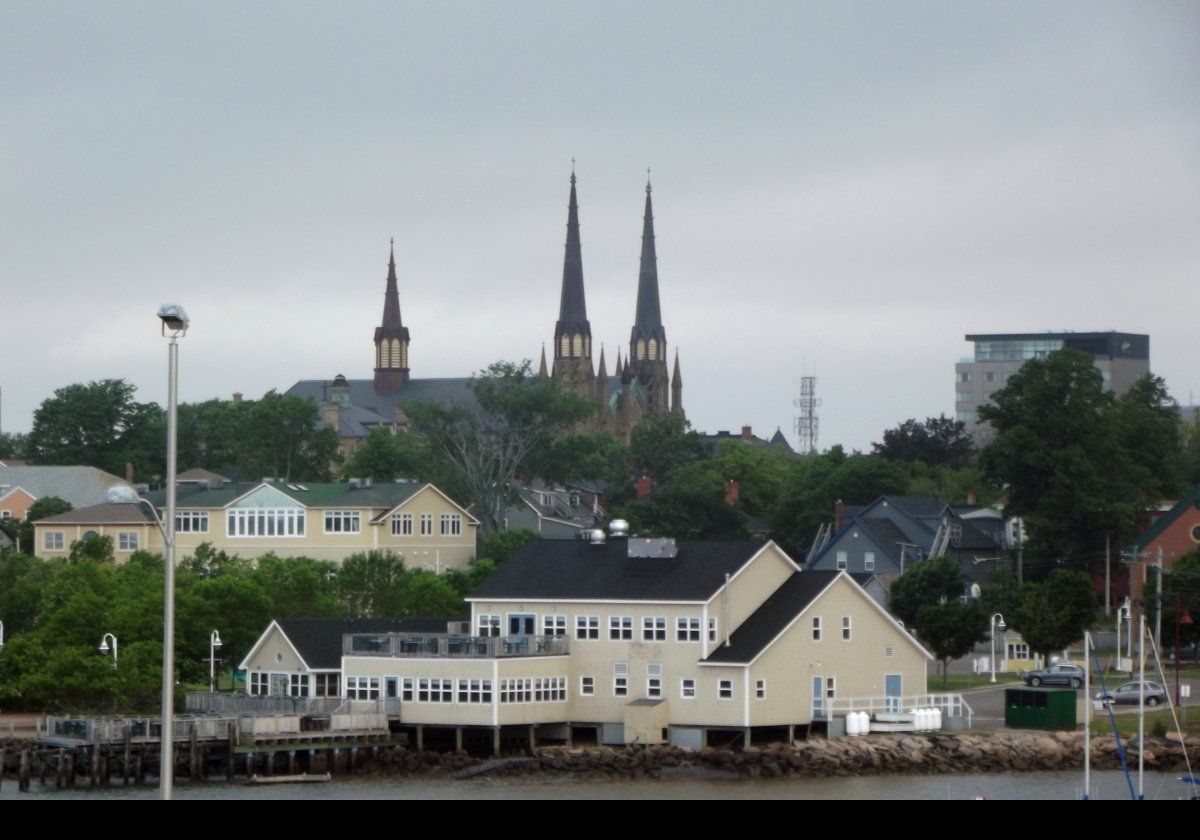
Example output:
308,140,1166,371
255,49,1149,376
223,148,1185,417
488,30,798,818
708,618,718,642
477,614,500,637
864,552,875,572
680,678,696,699
836,551,848,570
642,616,667,642
842,616,852,641
44,531,65,551
580,676,595,696
613,662,629,697
117,531,138,551
226,508,305,538
323,510,361,534
391,512,413,536
440,513,462,536
575,615,599,640
420,513,433,536
542,615,567,636
812,616,822,642
676,617,700,642
175,511,209,533
718,679,733,700
756,679,766,700
609,616,632,640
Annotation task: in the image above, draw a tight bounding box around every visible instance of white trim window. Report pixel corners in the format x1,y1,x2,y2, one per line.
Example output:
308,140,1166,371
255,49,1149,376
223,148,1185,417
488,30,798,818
440,513,462,536
708,618,718,642
314,673,339,698
680,678,696,699
718,679,733,700
535,677,566,702
457,679,492,703
249,672,270,696
842,616,852,641
175,511,209,533
609,616,632,640
44,531,65,551
756,680,766,700
864,552,875,572
825,678,836,702
477,614,501,637
289,674,309,698
542,615,567,636
575,615,599,640
500,678,533,703
613,662,629,697
227,508,305,538
323,510,361,534
117,532,139,551
391,512,413,536
401,678,413,701
812,617,822,642
420,513,433,536
647,663,663,698
580,676,595,696
676,617,701,642
642,616,667,642
345,677,380,701
836,551,848,570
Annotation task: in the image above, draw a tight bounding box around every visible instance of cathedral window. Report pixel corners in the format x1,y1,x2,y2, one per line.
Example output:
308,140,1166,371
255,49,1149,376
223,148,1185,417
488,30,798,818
584,336,591,357
391,339,401,367
572,334,583,357
400,342,408,368
560,335,570,358
636,339,646,361
648,339,657,360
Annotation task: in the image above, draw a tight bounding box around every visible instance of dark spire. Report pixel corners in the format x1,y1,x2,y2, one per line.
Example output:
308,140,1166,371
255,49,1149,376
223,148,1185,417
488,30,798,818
629,180,666,358
555,170,591,359
376,238,408,340
538,345,548,380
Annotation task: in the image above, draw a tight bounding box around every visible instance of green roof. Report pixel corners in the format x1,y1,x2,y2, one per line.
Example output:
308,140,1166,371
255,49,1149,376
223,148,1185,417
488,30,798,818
143,480,426,511
1129,486,1200,553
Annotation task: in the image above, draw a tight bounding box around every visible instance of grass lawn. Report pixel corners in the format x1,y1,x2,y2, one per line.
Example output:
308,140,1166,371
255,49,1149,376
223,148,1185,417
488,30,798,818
927,673,1022,693
1087,707,1198,738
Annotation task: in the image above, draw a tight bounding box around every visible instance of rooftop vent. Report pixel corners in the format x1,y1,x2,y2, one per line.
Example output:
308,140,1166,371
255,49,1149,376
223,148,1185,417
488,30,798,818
608,518,630,538
105,486,140,504
585,528,607,545
627,537,678,559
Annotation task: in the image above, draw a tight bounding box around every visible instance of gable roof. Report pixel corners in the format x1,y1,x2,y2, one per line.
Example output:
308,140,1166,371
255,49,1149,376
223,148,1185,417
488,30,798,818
142,480,432,511
704,571,932,665
242,617,458,671
0,466,132,509
468,538,774,602
1130,486,1200,553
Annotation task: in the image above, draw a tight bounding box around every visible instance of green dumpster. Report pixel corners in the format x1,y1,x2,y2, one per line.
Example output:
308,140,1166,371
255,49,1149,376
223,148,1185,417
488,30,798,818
1004,686,1077,730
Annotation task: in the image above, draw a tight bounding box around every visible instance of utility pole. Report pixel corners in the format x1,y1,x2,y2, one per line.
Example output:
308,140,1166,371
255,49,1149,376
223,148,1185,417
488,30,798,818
1155,546,1164,648
1104,533,1111,617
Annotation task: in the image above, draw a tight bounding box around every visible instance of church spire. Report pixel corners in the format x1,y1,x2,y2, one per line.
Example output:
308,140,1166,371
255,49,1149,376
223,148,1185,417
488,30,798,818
629,178,666,365
554,171,591,362
671,349,684,417
374,238,411,396
538,344,548,381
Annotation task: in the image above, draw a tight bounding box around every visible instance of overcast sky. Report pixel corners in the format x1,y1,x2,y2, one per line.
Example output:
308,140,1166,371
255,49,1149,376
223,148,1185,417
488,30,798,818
3,2,1197,452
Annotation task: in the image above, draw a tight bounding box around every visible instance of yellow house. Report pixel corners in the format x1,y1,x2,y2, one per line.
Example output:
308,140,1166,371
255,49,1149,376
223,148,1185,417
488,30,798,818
235,533,936,750
33,479,479,570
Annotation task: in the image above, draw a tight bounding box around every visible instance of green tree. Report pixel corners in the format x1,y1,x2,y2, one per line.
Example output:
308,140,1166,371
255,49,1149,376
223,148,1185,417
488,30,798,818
613,460,749,539
628,412,708,484
478,529,536,565
1162,548,1200,662
915,599,989,687
340,426,426,483
26,380,165,480
335,550,410,617
1011,569,1097,663
242,391,341,481
252,554,340,618
873,415,975,469
888,556,967,627
16,496,73,554
409,361,592,535
0,431,26,460
1113,375,1186,501
979,349,1137,566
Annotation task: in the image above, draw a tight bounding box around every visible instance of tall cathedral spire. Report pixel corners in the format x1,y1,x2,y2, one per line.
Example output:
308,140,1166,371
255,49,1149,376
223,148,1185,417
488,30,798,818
373,238,411,396
554,171,591,363
629,179,666,365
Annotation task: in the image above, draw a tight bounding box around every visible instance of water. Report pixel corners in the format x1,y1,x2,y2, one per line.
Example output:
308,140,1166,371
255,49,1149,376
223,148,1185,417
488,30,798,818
2,771,1188,800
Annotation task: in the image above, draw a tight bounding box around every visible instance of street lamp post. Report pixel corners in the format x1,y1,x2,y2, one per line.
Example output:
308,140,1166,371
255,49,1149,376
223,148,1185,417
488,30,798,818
157,304,188,801
98,633,118,668
1116,598,1131,671
990,613,1006,684
209,630,223,693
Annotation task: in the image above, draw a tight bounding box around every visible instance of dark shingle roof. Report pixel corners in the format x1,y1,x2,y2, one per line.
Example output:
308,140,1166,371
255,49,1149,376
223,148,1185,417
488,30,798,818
277,618,457,669
469,538,770,602
39,502,157,526
705,571,841,664
880,496,946,518
285,378,475,434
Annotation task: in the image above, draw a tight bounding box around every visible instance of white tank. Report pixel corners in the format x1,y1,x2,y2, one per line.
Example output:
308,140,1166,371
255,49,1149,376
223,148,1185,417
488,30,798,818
931,707,943,731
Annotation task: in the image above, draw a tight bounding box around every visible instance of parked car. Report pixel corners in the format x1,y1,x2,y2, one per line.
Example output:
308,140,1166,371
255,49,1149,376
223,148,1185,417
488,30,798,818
1165,643,1198,663
1022,662,1087,688
1094,680,1168,707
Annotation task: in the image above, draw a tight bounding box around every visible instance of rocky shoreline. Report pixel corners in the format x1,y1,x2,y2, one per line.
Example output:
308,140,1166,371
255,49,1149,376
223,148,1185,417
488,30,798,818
3,731,1197,783
353,731,1200,780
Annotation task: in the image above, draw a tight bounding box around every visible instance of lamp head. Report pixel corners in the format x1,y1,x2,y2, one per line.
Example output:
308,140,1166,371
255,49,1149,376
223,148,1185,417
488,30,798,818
157,304,190,334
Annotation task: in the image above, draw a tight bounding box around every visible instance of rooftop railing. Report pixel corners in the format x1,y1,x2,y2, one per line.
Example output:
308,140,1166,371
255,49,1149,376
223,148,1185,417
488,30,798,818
343,633,569,659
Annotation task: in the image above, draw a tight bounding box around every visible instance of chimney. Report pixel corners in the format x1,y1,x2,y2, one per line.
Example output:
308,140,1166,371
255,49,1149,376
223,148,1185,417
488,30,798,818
125,462,134,484
232,392,243,404
323,401,340,430
741,425,752,442
834,499,844,532
725,479,740,506
966,489,977,505
635,475,654,500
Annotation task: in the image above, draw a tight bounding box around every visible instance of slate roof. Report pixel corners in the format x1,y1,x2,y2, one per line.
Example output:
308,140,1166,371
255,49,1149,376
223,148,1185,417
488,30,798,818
276,618,457,670
0,466,133,509
879,495,946,518
39,502,157,526
704,571,842,663
285,378,475,430
469,538,771,602
857,518,916,558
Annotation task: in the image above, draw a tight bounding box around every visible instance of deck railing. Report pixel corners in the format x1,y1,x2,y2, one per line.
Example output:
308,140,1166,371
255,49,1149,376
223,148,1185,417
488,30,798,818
185,692,343,716
826,693,973,728
342,633,569,659
45,714,240,743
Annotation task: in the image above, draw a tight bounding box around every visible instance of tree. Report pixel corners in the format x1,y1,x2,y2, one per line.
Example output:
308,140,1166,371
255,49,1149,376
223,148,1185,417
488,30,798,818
873,416,974,469
979,349,1138,566
614,460,749,540
26,380,165,480
340,426,427,483
628,412,707,484
888,556,967,627
0,431,26,460
409,361,592,535
335,550,411,617
16,496,73,554
1113,375,1186,501
915,599,989,687
1162,548,1200,662
1011,569,1096,663
241,391,341,481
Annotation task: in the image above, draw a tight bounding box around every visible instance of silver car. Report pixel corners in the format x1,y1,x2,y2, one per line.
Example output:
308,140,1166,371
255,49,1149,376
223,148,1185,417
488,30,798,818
1023,662,1087,688
1094,680,1168,707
